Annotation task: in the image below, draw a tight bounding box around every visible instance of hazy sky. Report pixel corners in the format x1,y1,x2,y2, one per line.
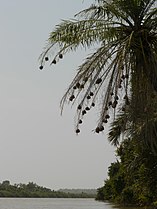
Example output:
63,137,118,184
0,0,116,190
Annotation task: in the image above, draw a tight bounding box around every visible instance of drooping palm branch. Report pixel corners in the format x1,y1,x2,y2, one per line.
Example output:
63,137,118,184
39,0,157,149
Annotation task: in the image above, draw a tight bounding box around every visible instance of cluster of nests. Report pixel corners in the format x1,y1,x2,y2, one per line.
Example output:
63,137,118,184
39,55,129,135
68,75,129,135
39,54,63,70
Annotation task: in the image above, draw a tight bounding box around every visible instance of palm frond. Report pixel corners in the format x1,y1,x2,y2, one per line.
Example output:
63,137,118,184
108,112,131,146
40,19,120,66
40,0,157,152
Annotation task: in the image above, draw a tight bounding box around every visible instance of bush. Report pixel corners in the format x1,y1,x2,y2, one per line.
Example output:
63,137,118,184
121,187,134,204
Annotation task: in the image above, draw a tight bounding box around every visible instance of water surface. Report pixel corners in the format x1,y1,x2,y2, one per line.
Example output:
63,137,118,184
0,198,116,209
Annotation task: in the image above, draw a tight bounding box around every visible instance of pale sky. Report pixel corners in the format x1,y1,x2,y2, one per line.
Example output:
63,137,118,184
0,0,116,190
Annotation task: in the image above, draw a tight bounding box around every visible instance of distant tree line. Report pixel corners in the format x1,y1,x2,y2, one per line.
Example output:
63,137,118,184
59,189,96,195
0,181,96,198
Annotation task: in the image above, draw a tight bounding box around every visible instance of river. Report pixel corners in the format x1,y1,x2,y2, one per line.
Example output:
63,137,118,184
0,198,99,209
0,198,140,209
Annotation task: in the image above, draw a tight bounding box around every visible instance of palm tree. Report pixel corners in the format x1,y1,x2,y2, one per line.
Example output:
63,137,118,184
40,0,157,150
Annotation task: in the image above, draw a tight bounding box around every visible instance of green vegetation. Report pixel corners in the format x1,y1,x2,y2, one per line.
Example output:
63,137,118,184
96,138,157,206
59,189,97,196
39,0,157,206
0,181,96,198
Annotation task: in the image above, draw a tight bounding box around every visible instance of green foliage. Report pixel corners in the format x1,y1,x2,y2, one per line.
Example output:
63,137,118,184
96,187,106,200
153,201,157,208
0,181,96,198
120,187,134,204
103,180,113,200
96,137,157,206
